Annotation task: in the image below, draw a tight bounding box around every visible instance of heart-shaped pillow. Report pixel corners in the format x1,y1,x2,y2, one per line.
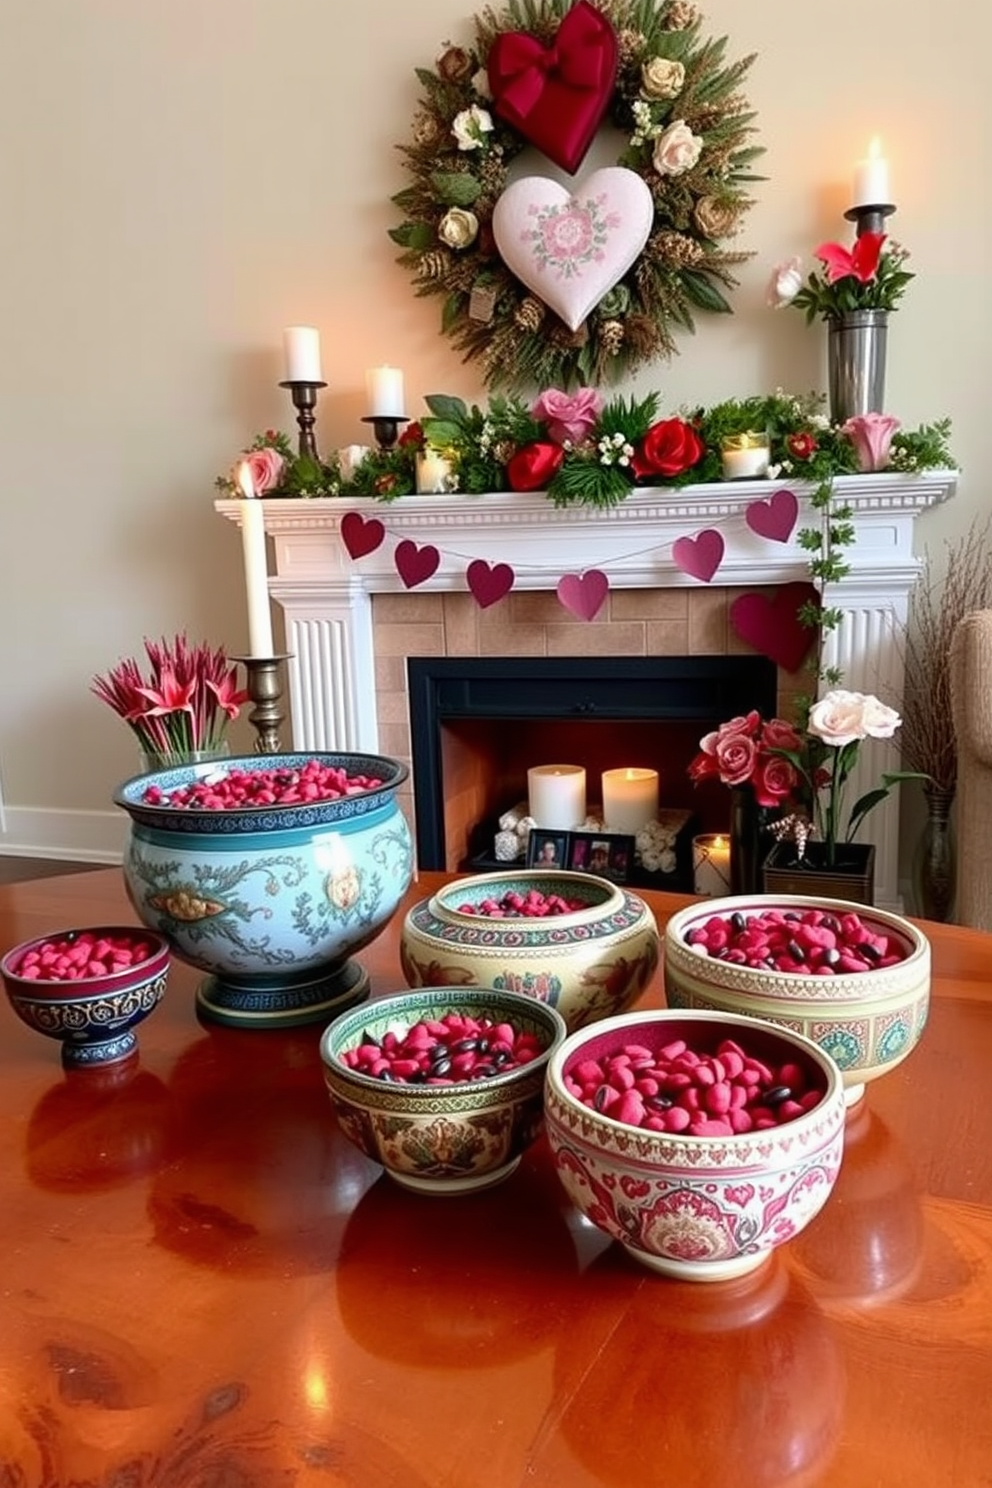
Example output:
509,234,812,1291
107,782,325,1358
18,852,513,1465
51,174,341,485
729,582,821,673
487,0,618,176
493,167,653,331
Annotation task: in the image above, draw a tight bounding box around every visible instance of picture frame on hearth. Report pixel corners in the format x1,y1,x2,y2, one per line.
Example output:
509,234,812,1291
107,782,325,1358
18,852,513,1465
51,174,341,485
527,830,569,870
566,831,635,884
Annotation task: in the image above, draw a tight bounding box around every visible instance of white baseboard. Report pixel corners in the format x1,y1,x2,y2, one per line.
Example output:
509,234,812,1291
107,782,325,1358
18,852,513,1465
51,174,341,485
0,806,125,864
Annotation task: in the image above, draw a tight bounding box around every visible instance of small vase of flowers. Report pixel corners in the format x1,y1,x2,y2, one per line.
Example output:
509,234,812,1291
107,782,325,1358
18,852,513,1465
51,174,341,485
92,635,248,769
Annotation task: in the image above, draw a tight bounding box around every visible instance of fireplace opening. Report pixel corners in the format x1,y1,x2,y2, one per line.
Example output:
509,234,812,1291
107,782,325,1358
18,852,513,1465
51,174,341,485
407,655,778,885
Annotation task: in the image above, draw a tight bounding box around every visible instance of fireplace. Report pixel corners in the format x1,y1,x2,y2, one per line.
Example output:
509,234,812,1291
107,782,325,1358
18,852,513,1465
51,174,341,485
407,654,778,876
216,466,957,909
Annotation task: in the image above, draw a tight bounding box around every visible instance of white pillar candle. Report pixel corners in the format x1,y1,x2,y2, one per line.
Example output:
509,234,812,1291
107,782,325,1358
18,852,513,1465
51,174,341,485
237,463,274,657
528,764,586,830
601,768,659,834
852,137,891,207
366,365,405,418
692,834,732,897
415,450,454,493
282,325,322,382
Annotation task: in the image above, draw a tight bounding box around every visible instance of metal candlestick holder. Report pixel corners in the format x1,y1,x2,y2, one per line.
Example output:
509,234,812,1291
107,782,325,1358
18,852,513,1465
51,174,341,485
361,414,409,451
278,380,327,460
844,202,895,239
233,654,292,754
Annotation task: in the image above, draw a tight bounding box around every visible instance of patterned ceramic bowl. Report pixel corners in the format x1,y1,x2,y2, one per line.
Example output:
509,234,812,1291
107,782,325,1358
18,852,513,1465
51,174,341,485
320,986,567,1194
114,752,413,1029
1,925,170,1069
545,1009,846,1282
663,895,931,1105
399,870,659,1033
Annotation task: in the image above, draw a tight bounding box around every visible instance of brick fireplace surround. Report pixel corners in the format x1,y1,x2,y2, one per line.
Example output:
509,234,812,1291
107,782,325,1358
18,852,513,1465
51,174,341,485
217,470,956,910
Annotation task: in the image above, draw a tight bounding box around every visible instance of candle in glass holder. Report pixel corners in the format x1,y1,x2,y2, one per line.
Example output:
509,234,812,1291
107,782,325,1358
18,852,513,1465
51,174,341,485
693,834,732,897
415,450,455,493
721,432,770,480
528,764,586,830
601,768,659,834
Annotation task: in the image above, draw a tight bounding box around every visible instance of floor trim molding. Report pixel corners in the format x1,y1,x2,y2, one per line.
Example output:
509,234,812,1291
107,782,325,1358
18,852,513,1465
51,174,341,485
0,806,125,864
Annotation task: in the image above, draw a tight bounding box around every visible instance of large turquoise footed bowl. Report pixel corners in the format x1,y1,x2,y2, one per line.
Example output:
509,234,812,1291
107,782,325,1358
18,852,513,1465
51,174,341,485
114,752,413,1028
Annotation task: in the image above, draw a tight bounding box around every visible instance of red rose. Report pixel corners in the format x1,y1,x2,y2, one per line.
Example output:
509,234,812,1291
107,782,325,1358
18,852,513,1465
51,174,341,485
712,732,758,786
398,421,424,448
632,418,705,479
786,431,818,461
506,441,564,492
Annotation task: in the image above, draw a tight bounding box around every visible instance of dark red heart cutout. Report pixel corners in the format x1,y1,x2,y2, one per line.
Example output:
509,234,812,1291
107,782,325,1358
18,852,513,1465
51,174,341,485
341,511,385,560
394,539,440,589
730,582,821,673
745,488,799,544
466,559,515,609
488,0,618,175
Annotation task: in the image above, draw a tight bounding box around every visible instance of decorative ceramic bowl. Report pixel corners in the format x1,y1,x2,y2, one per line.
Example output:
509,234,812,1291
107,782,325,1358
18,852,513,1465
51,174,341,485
320,986,567,1194
1,926,170,1069
545,1009,846,1281
399,870,659,1033
663,894,931,1105
113,752,413,1029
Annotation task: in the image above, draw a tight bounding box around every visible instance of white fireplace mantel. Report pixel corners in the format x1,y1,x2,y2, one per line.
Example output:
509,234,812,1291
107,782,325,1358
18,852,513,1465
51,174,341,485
216,469,957,908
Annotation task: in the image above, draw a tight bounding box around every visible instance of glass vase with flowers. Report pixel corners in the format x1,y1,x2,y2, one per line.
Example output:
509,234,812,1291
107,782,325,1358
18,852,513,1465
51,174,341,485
92,635,249,771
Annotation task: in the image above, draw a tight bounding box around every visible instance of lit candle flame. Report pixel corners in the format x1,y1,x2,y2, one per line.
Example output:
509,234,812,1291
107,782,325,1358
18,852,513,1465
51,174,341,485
237,461,255,500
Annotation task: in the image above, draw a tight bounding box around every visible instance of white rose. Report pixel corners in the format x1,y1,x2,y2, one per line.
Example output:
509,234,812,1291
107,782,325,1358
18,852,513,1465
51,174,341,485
472,67,492,100
808,690,868,748
652,119,703,177
337,445,371,483
451,104,493,151
861,694,902,739
767,256,804,308
640,56,685,100
438,206,479,250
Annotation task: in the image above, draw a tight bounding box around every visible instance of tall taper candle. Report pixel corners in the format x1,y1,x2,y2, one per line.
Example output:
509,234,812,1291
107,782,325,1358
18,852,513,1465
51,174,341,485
237,463,274,657
283,326,322,383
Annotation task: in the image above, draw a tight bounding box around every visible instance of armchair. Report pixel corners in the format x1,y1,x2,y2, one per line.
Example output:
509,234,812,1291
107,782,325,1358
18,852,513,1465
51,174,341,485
949,609,992,931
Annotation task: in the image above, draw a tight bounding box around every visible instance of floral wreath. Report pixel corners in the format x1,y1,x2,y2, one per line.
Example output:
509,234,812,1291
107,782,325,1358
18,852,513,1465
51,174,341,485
390,0,760,390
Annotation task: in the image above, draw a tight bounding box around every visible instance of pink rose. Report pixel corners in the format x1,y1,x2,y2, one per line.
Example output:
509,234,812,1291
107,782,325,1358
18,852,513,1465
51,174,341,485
713,731,758,786
753,754,798,808
841,412,901,472
717,711,761,741
242,446,285,494
531,387,605,445
760,718,803,752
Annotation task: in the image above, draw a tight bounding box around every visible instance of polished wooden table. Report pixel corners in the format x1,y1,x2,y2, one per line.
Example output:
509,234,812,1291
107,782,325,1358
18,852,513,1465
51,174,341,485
2,870,991,1487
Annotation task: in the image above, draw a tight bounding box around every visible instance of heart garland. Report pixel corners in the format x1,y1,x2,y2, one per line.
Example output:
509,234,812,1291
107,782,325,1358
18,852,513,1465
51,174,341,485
339,494,818,654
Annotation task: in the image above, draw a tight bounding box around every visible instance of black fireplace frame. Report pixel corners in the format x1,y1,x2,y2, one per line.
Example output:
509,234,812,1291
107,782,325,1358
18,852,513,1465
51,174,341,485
407,655,778,871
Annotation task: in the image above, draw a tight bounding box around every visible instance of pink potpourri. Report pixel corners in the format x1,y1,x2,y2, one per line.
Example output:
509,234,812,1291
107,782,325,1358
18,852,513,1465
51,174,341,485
565,1035,824,1136
684,907,907,975
341,1011,547,1084
11,931,159,982
457,889,586,918
140,759,384,810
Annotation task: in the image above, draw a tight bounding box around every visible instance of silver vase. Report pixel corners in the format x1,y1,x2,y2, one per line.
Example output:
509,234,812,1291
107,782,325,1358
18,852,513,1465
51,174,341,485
827,309,888,424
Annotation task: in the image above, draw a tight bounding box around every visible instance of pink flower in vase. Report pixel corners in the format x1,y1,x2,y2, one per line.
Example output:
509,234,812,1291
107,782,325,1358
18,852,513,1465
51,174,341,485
842,412,901,471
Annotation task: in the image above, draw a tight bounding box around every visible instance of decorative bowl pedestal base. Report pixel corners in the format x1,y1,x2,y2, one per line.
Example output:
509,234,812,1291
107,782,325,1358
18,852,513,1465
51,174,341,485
196,960,370,1030
388,1156,522,1197
623,1245,772,1284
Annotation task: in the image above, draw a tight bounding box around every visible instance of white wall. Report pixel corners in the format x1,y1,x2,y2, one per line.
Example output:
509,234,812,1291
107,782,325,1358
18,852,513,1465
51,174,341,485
0,0,987,858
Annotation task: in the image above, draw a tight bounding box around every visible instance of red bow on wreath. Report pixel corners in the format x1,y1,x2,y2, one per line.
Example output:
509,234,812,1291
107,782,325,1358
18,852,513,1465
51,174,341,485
487,0,618,174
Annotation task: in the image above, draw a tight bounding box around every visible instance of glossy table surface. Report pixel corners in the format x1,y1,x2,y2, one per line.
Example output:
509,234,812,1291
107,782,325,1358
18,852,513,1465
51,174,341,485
2,869,991,1488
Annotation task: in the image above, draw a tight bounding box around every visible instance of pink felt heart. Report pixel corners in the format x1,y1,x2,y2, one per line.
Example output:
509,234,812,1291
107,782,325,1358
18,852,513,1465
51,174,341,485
340,511,385,560
487,0,618,176
745,489,799,544
466,559,515,609
672,530,725,584
557,569,609,621
394,540,440,589
730,582,822,673
492,167,653,332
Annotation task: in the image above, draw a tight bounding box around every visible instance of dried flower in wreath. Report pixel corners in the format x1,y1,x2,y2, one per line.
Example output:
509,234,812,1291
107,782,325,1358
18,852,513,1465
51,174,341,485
389,0,761,390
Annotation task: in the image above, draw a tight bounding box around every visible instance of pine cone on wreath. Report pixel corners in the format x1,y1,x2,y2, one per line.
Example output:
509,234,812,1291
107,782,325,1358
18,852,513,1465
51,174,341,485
417,249,452,281
599,319,625,355
514,297,545,332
